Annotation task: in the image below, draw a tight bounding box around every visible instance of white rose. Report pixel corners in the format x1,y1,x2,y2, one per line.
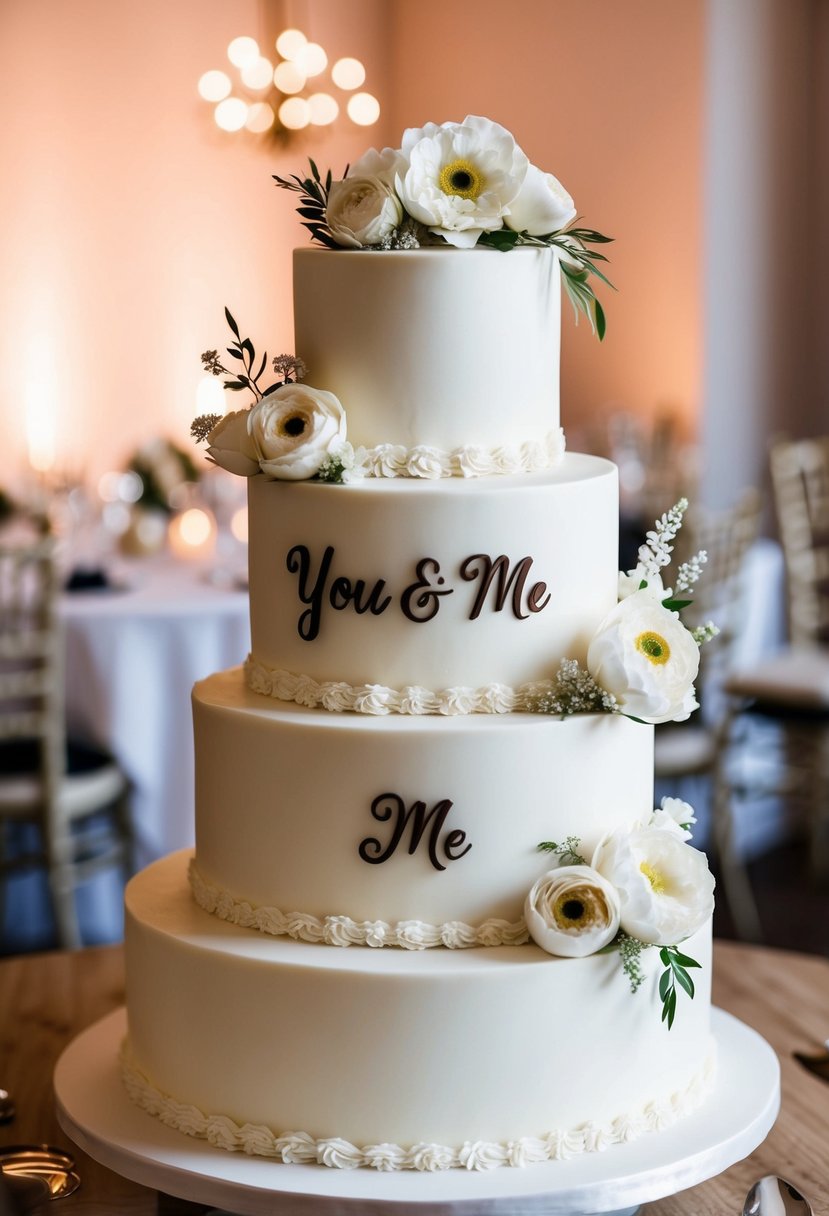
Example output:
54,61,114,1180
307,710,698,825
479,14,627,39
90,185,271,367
248,384,346,480
506,163,576,235
205,409,259,477
397,115,528,249
651,796,697,841
586,591,700,724
524,865,620,958
592,827,715,945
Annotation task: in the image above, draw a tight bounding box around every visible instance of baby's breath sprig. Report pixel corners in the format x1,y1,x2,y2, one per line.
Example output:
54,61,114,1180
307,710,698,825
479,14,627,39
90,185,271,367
272,354,307,383
532,658,618,718
618,933,649,993
691,621,720,646
536,836,586,866
191,414,222,444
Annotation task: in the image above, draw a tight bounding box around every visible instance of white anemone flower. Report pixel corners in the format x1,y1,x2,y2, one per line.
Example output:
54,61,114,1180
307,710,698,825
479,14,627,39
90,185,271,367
505,164,577,236
205,409,259,477
592,827,715,946
587,590,701,724
397,115,528,248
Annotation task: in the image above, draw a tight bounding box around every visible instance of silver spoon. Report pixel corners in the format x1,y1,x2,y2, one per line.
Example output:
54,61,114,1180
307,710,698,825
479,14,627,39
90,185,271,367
743,1175,813,1216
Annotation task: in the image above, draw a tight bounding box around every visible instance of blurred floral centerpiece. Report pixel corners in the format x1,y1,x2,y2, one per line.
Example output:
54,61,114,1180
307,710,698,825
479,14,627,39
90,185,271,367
275,114,613,337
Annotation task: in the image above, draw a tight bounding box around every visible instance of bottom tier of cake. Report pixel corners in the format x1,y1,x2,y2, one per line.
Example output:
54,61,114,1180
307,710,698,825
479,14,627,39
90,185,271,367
123,851,715,1171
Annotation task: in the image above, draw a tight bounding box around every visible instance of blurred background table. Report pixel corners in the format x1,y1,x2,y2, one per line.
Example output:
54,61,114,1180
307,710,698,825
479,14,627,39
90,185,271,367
0,940,826,1216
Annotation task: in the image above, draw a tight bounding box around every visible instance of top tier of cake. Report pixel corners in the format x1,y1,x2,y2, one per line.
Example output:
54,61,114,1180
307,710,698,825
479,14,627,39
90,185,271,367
293,246,561,455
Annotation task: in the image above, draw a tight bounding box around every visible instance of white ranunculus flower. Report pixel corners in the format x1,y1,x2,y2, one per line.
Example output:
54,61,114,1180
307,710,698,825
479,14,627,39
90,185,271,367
651,796,697,842
326,148,406,248
505,164,576,236
397,115,528,248
592,827,714,945
586,591,700,724
205,409,260,477
248,384,346,480
524,865,621,958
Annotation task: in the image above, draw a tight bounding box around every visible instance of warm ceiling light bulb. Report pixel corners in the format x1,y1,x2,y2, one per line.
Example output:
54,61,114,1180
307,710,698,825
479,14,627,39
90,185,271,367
227,36,259,69
214,97,249,132
275,28,307,60
331,57,365,90
273,60,306,95
246,101,275,133
347,91,380,126
196,374,225,414
296,41,327,77
279,96,310,130
308,92,339,126
198,69,232,102
241,55,274,90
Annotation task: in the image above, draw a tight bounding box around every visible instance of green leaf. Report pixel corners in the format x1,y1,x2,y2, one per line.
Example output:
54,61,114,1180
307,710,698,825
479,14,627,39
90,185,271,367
537,841,559,852
662,597,693,613
255,351,267,383
224,307,240,338
224,380,247,391
226,348,244,360
241,338,254,359
672,966,696,999
659,947,671,966
670,950,702,970
658,969,673,1001
595,297,606,341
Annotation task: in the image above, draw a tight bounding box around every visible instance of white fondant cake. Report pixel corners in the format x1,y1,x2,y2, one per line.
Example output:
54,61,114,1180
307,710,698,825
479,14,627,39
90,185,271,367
123,122,716,1170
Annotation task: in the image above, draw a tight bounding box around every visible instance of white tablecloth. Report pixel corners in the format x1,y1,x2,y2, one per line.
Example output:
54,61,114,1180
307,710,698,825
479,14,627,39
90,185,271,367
62,556,250,866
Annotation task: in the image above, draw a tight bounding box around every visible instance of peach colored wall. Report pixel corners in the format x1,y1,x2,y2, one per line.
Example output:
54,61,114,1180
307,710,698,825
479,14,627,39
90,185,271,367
0,0,393,488
0,0,702,488
388,0,705,448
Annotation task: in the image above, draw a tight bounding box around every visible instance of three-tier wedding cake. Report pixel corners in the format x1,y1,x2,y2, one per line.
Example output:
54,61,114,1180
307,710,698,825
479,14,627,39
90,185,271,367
119,116,717,1172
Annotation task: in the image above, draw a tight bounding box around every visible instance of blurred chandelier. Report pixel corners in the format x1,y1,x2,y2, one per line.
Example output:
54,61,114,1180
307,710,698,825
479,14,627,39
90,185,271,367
198,27,380,139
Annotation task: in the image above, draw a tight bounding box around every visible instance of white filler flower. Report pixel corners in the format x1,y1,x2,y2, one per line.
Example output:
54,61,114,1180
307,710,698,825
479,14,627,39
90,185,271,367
248,384,346,480
397,115,528,248
587,591,700,724
205,409,260,477
326,147,406,248
650,796,697,842
524,865,621,958
592,827,715,946
505,164,576,236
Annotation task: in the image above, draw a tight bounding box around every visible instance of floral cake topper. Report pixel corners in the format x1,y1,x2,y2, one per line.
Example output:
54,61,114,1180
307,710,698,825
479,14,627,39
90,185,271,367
275,114,613,338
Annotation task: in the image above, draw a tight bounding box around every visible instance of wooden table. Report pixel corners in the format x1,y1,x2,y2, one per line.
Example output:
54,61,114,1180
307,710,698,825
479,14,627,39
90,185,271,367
0,941,827,1215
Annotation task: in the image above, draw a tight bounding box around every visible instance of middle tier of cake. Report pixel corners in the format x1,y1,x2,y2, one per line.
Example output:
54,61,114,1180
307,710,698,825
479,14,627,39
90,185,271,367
191,669,654,941
247,453,618,697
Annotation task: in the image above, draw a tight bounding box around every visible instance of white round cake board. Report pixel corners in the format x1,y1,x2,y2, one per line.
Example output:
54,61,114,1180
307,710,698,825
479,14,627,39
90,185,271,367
55,1006,778,1216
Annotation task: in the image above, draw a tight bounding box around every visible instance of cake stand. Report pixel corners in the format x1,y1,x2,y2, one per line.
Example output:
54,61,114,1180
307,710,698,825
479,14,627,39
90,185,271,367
55,1007,779,1216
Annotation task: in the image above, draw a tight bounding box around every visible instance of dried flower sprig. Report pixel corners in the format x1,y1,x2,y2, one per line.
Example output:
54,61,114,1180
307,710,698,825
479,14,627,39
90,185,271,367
191,414,222,443
198,309,306,410
532,658,619,718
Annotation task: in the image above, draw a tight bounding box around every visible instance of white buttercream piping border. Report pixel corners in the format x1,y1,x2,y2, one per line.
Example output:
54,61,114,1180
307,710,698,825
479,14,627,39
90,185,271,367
189,859,529,949
360,427,565,479
120,1037,716,1171
244,656,553,716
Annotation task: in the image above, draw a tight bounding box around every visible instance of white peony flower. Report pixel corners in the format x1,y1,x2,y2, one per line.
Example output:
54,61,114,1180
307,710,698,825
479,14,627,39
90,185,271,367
586,591,700,724
651,796,697,842
505,163,576,235
248,384,346,480
592,826,715,946
524,865,621,958
326,147,406,248
205,409,260,477
397,115,528,248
